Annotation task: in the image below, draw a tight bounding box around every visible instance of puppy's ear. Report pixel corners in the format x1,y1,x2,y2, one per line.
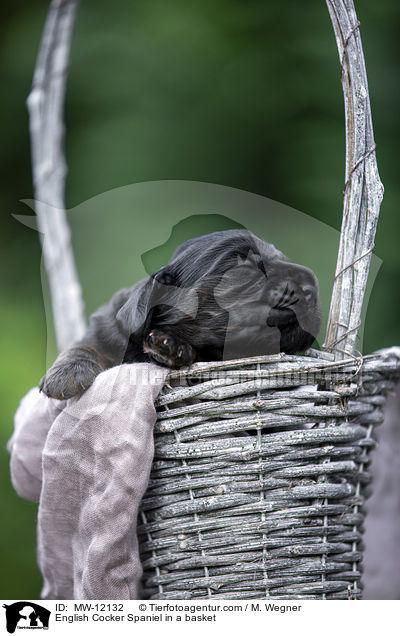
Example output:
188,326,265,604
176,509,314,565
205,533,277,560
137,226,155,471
116,267,176,336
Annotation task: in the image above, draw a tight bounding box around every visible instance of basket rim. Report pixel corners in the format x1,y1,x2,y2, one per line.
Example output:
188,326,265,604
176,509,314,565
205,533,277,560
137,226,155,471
165,346,400,381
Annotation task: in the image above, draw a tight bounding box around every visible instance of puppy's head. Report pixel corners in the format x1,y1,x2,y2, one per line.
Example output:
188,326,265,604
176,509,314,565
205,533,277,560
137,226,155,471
118,230,322,360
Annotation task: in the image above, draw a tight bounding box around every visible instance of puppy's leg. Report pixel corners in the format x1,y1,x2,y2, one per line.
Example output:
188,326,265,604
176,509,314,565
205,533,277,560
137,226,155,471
143,329,196,368
39,345,115,400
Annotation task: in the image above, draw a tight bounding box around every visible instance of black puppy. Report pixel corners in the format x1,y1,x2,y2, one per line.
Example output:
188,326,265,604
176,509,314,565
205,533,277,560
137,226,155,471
39,230,322,400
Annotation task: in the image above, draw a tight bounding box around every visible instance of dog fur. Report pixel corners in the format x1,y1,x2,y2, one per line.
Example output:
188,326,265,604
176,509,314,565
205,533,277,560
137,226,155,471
39,230,322,399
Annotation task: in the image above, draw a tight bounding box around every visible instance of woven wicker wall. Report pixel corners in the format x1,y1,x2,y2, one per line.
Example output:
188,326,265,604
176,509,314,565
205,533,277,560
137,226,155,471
138,349,400,599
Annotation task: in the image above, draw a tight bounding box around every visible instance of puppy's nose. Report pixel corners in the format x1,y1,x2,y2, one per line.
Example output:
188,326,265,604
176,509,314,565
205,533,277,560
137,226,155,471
301,285,315,302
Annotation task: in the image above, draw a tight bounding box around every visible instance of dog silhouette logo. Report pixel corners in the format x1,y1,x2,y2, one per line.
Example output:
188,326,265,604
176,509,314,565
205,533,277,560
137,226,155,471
2,602,50,633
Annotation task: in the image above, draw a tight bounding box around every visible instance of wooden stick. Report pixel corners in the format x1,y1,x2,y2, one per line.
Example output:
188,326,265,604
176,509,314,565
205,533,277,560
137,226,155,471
27,0,86,351
323,0,384,359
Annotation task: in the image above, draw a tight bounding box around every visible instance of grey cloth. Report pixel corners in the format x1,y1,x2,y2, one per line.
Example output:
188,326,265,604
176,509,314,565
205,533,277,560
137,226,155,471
8,363,168,600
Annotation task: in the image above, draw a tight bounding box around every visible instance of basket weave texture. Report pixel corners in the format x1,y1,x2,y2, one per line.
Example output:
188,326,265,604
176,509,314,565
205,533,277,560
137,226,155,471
138,347,400,600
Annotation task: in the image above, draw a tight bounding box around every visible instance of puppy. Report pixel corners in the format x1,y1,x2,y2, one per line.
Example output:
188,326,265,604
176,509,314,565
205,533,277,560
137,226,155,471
39,230,322,400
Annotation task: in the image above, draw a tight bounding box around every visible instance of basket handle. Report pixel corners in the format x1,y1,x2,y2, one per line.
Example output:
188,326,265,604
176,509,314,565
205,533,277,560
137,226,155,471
323,0,384,359
28,1,383,359
27,0,85,351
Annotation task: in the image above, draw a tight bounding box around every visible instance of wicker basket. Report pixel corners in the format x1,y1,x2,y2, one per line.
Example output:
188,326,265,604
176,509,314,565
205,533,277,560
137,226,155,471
134,1,397,598
138,349,400,599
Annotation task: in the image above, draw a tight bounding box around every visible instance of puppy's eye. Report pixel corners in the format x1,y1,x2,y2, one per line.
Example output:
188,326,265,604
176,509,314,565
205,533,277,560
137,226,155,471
162,273,174,285
257,260,267,276
302,285,315,301
154,269,177,286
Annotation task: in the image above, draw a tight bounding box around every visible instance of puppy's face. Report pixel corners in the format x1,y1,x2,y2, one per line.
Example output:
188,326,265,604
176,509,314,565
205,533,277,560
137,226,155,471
212,250,321,358
139,230,322,362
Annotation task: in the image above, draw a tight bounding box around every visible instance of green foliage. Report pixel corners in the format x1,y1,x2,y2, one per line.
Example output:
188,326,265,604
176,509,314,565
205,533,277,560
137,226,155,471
0,298,45,597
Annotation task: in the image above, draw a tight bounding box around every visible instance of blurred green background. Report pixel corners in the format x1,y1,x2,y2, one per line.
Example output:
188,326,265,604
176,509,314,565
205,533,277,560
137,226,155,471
1,0,399,599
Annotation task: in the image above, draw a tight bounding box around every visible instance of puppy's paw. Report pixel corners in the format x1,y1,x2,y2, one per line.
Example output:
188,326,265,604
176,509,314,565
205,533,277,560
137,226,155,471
267,306,297,328
39,358,102,400
143,329,196,368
